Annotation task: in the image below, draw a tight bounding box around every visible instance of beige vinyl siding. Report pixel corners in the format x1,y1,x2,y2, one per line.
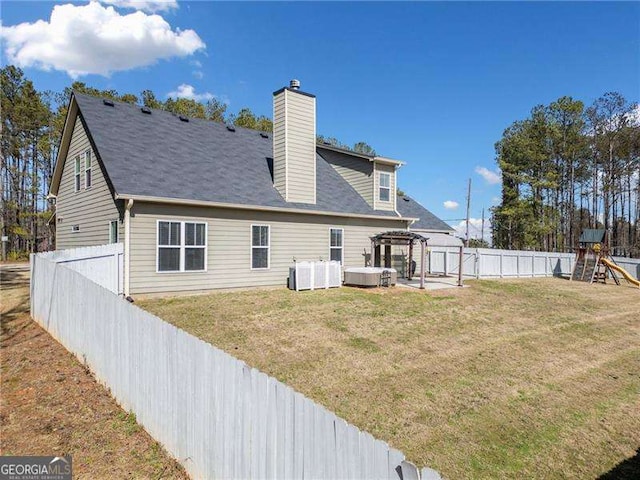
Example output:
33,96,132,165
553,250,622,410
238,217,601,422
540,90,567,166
273,89,316,204
55,115,122,249
129,202,405,294
326,155,374,206
272,93,287,198
374,163,396,211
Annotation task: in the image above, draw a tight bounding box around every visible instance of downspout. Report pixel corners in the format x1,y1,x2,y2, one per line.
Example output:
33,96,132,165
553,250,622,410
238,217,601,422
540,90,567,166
124,198,134,296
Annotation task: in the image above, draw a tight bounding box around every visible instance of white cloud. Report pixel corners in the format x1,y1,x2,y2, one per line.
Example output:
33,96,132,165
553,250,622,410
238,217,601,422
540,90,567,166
475,166,502,185
453,217,492,244
167,83,213,101
192,70,204,79
101,0,178,13
443,200,459,210
0,1,205,78
190,59,202,68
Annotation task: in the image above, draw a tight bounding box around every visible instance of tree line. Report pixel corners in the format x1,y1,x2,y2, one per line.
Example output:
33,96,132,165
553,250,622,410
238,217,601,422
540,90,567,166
0,65,375,257
491,93,639,256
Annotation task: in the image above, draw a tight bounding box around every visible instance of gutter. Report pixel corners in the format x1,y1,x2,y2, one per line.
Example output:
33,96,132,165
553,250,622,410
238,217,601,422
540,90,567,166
114,193,419,224
124,198,133,296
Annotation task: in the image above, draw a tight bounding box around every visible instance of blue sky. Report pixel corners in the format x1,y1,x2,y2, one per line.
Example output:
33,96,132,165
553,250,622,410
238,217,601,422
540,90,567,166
2,1,639,237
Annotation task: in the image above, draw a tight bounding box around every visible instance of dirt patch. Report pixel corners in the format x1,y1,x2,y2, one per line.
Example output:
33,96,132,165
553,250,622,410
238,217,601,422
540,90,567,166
140,278,640,479
1,265,188,479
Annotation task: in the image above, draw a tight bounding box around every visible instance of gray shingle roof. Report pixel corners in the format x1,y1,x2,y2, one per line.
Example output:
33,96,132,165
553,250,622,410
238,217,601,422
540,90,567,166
74,92,450,233
75,92,399,218
396,194,454,232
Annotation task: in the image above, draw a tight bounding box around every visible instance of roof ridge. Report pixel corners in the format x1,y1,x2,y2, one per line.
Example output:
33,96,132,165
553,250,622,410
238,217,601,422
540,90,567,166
73,91,272,136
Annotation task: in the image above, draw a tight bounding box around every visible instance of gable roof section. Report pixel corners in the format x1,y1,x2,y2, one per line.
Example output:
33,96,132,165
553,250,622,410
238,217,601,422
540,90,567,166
579,229,606,244
55,93,402,219
50,93,450,232
396,194,455,232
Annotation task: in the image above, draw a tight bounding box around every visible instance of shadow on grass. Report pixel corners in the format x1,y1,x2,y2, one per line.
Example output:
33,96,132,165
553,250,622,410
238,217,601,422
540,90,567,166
0,266,30,290
598,448,640,480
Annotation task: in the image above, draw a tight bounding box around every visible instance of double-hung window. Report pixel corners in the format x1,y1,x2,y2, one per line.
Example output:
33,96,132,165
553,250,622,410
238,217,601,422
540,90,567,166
251,225,270,269
184,222,206,271
330,228,343,264
379,172,391,202
157,220,207,272
84,150,92,189
74,156,81,192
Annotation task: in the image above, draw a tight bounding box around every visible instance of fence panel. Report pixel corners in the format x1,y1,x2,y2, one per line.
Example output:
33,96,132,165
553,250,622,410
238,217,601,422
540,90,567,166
612,256,640,280
41,243,123,294
30,251,424,480
425,247,578,279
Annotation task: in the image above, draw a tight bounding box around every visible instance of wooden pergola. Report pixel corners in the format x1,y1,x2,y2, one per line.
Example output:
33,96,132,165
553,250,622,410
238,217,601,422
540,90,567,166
370,231,465,289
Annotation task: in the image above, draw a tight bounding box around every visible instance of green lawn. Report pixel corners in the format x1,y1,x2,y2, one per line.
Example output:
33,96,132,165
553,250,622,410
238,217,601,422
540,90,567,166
139,278,640,479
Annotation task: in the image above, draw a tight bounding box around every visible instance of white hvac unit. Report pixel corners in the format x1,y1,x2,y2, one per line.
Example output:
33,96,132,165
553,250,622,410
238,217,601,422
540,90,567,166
289,261,342,291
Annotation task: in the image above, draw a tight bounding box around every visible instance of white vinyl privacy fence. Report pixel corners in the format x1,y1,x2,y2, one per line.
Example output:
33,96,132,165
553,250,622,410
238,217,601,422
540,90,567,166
30,250,439,480
40,243,123,294
611,256,640,280
427,248,640,281
428,247,576,279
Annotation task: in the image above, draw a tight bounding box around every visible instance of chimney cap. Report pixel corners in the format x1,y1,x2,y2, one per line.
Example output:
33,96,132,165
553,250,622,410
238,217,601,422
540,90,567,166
272,82,316,98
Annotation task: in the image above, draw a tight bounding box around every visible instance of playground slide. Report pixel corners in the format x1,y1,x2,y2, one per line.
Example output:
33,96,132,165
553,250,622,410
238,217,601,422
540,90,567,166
600,258,640,288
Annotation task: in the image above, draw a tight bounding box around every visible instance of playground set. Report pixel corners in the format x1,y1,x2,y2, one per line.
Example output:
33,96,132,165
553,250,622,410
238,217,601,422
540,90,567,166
571,229,640,288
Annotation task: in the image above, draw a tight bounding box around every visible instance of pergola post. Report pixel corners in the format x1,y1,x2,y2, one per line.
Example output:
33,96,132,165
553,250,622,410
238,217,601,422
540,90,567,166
408,240,414,280
420,240,425,289
384,244,391,268
458,245,464,287
370,240,375,267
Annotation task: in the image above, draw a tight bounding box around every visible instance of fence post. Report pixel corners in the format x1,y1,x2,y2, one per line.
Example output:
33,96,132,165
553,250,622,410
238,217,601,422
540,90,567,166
531,254,535,277
113,250,119,294
444,251,448,276
476,249,480,279
545,253,549,276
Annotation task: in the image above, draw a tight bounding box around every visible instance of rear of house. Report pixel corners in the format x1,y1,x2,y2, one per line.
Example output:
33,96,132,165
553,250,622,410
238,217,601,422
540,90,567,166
49,80,454,295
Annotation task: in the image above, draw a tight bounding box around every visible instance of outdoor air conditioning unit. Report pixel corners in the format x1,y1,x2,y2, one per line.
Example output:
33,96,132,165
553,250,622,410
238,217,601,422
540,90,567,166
288,261,342,291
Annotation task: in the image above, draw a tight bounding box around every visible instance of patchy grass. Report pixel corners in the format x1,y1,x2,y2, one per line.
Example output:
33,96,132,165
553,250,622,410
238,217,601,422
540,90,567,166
139,278,640,479
1,265,187,479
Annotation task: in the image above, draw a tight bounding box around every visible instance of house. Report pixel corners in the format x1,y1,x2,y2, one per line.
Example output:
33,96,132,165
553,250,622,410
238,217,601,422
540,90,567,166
48,80,455,295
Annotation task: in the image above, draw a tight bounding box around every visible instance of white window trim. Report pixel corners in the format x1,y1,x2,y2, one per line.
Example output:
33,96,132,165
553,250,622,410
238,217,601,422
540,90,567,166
379,172,391,203
156,219,208,274
329,227,344,264
109,219,118,244
250,224,270,270
74,156,81,192
84,150,92,190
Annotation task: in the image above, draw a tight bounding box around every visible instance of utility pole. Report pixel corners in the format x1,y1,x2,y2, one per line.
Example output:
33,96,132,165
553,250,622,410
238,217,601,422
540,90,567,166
465,178,471,247
481,208,485,245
